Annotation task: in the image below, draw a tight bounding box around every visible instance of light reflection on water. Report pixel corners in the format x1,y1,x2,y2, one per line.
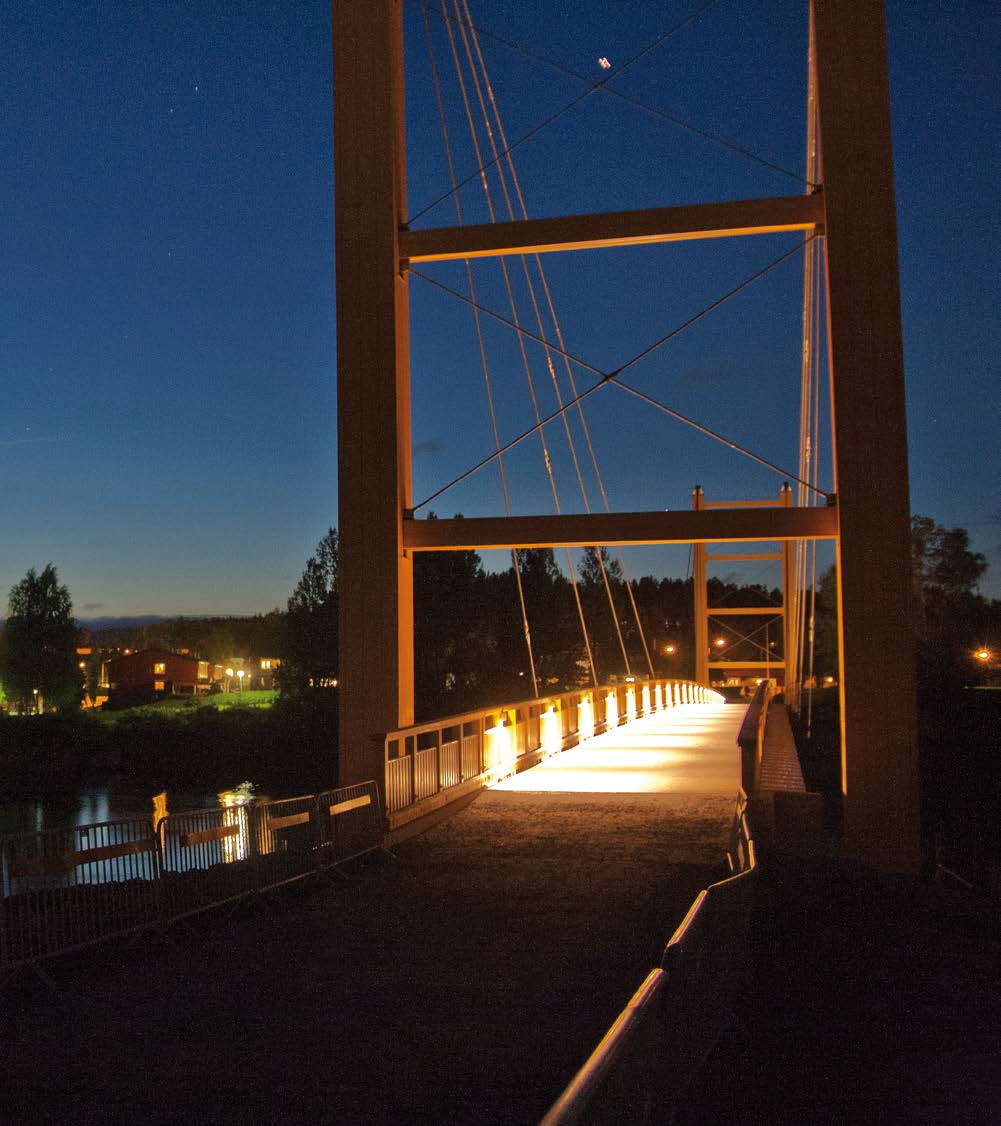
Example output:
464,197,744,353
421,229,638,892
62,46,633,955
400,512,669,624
0,788,218,837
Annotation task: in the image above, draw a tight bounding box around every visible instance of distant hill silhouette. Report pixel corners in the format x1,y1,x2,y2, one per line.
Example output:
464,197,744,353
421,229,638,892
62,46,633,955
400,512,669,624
0,615,169,632
77,615,168,632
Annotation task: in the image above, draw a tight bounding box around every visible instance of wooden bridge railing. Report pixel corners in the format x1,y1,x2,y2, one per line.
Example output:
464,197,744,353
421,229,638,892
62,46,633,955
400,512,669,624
383,678,722,832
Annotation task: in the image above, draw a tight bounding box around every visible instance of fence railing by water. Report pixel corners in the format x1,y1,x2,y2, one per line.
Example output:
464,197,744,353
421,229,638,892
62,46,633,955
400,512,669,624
0,779,385,988
385,679,721,831
541,791,757,1125
2,682,726,988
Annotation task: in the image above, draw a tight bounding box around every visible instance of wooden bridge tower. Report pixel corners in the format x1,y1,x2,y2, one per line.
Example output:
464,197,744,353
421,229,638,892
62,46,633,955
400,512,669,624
332,1,920,873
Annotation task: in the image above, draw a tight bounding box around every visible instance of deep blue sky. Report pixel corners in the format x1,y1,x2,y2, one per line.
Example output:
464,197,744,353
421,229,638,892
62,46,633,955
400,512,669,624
2,0,998,618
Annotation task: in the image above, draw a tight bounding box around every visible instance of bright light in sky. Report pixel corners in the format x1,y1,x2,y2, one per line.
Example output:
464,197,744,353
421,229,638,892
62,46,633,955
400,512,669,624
1,1,998,617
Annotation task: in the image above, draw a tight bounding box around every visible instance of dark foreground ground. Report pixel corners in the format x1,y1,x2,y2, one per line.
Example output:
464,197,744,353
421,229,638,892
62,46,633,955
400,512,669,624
2,790,732,1125
677,853,1001,1126
7,788,999,1125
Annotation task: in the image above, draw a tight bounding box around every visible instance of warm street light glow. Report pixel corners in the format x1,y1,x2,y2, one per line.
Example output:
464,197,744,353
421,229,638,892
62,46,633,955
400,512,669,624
151,791,168,828
605,691,619,729
578,695,595,742
714,637,727,648
486,717,515,773
975,648,992,662
664,644,677,655
541,705,561,757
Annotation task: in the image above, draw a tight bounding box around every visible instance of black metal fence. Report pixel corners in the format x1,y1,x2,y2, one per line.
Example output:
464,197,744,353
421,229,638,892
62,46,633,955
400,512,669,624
0,779,385,988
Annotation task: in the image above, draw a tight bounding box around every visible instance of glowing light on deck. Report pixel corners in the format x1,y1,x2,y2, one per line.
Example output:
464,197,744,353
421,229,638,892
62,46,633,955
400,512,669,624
486,717,515,773
541,705,562,757
578,695,595,742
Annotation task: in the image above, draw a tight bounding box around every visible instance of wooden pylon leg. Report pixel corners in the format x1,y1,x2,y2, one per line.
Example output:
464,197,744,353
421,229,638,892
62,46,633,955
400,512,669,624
333,0,415,791
813,0,921,872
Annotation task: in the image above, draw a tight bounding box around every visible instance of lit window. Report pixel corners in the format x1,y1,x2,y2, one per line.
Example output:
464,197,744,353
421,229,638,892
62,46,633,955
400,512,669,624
154,662,166,674
154,680,165,691
261,659,271,670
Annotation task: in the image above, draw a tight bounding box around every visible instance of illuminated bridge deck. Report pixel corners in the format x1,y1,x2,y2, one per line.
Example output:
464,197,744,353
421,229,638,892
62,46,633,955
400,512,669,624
6,703,751,1124
495,700,744,796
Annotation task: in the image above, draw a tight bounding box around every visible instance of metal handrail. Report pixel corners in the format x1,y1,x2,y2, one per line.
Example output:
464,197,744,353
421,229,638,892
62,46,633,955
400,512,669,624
0,779,385,989
540,968,668,1126
736,678,777,793
541,790,757,1125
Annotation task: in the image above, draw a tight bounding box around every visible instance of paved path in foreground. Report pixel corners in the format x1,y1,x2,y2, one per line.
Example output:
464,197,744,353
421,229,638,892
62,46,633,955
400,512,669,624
4,703,746,1125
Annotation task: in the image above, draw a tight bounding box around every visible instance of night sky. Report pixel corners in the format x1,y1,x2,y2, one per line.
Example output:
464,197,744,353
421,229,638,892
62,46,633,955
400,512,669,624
2,0,998,619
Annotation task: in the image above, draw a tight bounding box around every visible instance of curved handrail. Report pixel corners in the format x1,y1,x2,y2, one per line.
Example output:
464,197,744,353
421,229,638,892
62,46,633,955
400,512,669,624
539,968,667,1126
541,790,756,1125
735,679,777,792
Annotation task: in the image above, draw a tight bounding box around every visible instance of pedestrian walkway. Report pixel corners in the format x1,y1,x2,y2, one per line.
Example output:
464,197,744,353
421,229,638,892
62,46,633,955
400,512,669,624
2,703,748,1125
495,701,745,795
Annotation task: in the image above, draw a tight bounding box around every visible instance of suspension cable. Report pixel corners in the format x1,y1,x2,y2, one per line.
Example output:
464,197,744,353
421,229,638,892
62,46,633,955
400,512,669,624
408,0,726,224
709,614,783,656
458,0,635,678
421,0,540,697
415,1,811,190
610,379,821,491
439,0,599,686
411,236,826,511
612,238,813,380
793,6,824,715
462,0,654,676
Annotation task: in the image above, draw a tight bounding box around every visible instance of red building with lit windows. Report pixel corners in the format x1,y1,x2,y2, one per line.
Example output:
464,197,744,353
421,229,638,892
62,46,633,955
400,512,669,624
105,649,214,703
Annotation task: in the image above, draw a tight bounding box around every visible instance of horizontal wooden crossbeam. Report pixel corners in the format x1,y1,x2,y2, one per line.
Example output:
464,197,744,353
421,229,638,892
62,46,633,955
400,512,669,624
708,660,786,669
402,194,824,263
707,553,783,561
708,606,785,616
403,506,837,551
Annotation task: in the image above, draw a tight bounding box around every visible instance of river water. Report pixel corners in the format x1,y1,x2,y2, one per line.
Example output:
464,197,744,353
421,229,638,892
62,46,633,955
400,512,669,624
0,786,220,837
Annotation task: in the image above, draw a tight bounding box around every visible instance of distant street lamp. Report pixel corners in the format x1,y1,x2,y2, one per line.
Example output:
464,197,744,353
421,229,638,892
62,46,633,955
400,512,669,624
237,669,245,692
32,687,39,715
713,637,727,649
975,648,992,662
225,667,234,693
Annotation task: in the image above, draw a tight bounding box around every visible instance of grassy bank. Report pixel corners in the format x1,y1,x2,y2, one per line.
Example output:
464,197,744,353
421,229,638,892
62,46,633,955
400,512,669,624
0,695,336,800
90,689,278,723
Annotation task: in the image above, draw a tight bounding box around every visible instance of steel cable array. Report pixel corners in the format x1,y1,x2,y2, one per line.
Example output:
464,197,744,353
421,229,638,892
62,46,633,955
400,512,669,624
414,0,831,691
